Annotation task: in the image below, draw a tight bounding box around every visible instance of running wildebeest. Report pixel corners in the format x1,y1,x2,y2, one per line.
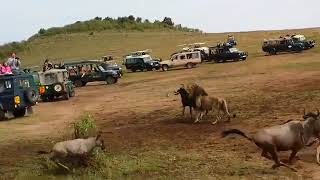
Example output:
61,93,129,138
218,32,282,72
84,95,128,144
38,132,105,170
222,110,320,171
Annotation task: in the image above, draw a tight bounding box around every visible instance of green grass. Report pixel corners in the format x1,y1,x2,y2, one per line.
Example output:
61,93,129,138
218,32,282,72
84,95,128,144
1,27,317,68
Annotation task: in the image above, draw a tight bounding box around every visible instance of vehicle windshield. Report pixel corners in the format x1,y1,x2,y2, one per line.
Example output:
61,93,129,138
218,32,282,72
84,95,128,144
293,36,306,41
40,73,58,85
0,80,12,93
229,48,239,53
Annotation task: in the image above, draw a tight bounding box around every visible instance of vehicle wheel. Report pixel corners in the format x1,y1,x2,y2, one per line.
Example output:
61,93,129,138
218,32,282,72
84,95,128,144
162,65,169,71
82,82,87,86
40,95,48,102
25,89,39,105
186,63,193,69
70,89,75,97
48,95,55,101
74,80,83,87
106,76,116,84
270,49,277,55
63,92,70,100
241,57,247,61
131,68,136,72
13,109,26,118
0,109,5,121
140,68,145,72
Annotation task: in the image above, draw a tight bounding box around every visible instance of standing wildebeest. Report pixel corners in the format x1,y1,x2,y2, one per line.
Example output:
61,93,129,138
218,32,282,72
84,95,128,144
174,83,208,120
222,111,320,171
194,95,235,124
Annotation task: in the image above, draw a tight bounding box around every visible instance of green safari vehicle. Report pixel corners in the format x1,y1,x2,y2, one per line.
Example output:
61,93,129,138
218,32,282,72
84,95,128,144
38,69,75,101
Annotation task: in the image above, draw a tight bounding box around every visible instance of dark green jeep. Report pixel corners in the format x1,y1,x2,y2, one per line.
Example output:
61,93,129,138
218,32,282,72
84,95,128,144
38,69,75,101
0,73,38,120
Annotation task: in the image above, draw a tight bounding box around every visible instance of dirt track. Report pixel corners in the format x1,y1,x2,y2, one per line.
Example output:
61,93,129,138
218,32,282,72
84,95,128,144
1,52,320,178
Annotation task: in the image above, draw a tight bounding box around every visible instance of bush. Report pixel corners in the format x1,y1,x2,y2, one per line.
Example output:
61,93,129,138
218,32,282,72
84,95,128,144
73,113,97,139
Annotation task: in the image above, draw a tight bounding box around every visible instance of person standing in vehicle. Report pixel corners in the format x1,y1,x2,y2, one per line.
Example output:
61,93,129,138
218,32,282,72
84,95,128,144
42,59,53,72
0,62,12,74
6,52,21,71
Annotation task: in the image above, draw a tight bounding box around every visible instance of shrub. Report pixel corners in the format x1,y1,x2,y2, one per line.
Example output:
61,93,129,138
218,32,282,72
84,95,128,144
73,113,97,139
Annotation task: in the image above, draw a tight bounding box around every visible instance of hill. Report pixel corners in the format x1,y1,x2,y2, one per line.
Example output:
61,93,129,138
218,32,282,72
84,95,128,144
0,18,319,67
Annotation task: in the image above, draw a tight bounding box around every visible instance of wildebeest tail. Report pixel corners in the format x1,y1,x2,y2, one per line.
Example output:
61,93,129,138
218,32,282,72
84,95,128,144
221,129,252,141
37,150,52,154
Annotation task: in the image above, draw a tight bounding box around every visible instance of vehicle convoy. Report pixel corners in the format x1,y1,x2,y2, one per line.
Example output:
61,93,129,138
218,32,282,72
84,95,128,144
160,51,201,71
262,36,305,55
123,50,161,72
38,69,75,101
208,44,248,62
62,60,120,87
291,34,316,49
0,72,39,120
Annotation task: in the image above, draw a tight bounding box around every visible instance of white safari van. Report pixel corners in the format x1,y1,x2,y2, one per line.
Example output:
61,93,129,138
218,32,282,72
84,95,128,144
160,51,201,71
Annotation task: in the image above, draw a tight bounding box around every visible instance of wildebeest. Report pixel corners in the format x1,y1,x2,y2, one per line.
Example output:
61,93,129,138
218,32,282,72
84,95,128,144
39,132,105,170
221,110,320,171
194,95,235,124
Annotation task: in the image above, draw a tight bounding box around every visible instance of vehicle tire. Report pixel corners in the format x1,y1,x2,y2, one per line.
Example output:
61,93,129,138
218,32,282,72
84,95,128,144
131,68,136,72
74,80,83,87
186,63,193,69
13,109,26,118
270,49,277,55
25,89,39,105
241,57,247,61
162,65,169,71
140,68,145,72
82,82,87,86
69,89,75,97
0,109,5,121
40,95,48,102
106,76,116,84
63,92,70,100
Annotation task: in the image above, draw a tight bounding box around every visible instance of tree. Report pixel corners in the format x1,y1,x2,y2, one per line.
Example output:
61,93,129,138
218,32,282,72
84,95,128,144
104,17,113,21
144,19,150,23
162,17,174,26
38,28,46,35
136,17,142,23
128,15,135,21
94,16,102,21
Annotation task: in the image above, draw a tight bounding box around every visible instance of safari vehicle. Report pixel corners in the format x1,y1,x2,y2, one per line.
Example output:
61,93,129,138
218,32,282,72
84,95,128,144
123,50,161,72
62,60,119,87
262,37,305,55
160,51,201,71
291,34,316,49
208,44,248,63
38,69,75,101
0,73,38,120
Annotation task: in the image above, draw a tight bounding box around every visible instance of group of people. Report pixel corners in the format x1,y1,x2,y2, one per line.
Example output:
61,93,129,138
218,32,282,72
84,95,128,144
0,53,21,75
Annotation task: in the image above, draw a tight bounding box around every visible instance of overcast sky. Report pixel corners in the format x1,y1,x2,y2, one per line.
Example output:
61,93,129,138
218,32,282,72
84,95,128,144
0,0,319,44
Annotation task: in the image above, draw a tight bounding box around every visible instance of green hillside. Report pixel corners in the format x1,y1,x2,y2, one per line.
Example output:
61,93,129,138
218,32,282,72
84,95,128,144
0,15,319,67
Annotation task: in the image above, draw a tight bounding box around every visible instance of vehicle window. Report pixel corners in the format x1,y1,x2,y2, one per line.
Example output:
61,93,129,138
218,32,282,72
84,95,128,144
180,55,186,60
19,79,30,89
98,65,105,71
41,73,57,85
192,53,199,59
186,53,192,59
229,48,239,53
0,80,12,93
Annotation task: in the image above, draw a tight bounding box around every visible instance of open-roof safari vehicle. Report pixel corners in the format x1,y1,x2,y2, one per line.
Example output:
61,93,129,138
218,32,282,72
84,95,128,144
0,73,38,120
262,36,305,55
160,51,201,71
38,69,75,101
62,60,120,87
291,34,316,49
208,43,248,63
123,49,161,72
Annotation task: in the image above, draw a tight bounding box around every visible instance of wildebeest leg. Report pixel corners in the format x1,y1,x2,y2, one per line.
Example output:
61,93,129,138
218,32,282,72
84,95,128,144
189,107,193,120
194,111,201,123
261,150,272,160
288,150,298,164
316,145,320,164
182,106,185,116
270,146,297,172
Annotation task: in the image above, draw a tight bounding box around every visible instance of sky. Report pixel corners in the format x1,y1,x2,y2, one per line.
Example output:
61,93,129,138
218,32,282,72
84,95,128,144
1,0,319,44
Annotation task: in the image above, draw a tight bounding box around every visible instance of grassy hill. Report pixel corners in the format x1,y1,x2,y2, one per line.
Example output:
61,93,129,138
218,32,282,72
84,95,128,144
0,18,319,68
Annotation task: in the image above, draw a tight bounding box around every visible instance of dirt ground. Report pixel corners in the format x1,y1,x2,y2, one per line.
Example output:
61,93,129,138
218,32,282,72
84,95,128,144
1,52,320,179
